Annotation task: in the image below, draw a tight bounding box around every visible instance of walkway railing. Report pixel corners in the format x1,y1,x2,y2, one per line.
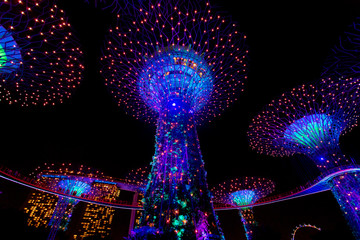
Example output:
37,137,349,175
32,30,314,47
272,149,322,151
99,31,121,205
214,165,360,210
1,165,359,211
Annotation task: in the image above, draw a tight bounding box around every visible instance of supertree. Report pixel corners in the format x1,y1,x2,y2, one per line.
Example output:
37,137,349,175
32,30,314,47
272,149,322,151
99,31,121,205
100,0,248,238
31,163,109,240
0,0,84,106
212,177,275,240
321,17,360,79
248,82,360,238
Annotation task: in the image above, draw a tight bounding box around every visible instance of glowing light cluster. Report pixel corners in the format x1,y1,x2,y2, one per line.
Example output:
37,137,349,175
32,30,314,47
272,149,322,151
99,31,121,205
321,17,360,79
230,190,256,207
125,166,149,193
284,114,333,149
138,46,213,114
57,179,92,197
100,0,248,239
0,0,84,106
100,0,248,124
212,177,275,240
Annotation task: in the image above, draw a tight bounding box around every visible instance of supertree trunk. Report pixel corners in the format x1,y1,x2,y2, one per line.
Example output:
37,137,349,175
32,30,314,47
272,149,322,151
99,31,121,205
328,172,360,239
139,104,224,240
239,208,257,240
47,197,78,240
47,198,70,240
308,149,360,238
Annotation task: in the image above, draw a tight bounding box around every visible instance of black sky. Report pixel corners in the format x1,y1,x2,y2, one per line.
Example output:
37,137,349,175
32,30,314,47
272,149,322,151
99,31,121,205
1,0,360,239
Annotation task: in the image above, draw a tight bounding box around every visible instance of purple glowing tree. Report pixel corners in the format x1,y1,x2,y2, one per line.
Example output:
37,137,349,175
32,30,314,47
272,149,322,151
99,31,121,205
100,0,248,239
32,163,108,240
47,178,92,240
248,81,360,238
0,0,84,106
212,177,275,240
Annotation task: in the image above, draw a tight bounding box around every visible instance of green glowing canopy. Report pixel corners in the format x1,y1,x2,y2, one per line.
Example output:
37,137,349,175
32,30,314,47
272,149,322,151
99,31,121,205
230,190,257,207
0,43,7,68
284,114,333,149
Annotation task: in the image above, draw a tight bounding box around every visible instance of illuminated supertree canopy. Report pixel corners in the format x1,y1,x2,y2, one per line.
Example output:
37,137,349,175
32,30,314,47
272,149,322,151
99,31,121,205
248,82,360,238
248,82,359,169
212,177,275,207
0,0,84,106
212,177,275,240
100,0,248,239
321,17,360,79
100,0,247,124
31,163,110,240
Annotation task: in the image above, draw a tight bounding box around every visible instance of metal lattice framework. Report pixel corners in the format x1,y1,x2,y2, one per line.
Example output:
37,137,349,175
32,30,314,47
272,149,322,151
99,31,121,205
212,177,275,240
321,17,360,79
0,0,84,106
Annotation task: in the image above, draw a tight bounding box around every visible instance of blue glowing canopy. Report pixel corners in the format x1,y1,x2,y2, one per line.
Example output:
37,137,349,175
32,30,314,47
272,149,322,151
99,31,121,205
138,46,213,114
58,179,91,197
0,25,22,74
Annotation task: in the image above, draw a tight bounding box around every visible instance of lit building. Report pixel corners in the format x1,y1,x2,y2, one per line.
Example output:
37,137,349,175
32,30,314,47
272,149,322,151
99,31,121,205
26,163,120,240
24,191,58,229
25,183,121,240
74,182,120,239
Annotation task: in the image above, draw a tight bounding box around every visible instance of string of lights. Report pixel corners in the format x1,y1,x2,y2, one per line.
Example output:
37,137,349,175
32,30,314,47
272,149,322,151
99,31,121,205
0,0,84,106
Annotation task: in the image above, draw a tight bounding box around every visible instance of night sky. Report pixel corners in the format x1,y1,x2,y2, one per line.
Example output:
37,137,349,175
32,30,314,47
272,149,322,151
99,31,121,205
1,0,360,239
